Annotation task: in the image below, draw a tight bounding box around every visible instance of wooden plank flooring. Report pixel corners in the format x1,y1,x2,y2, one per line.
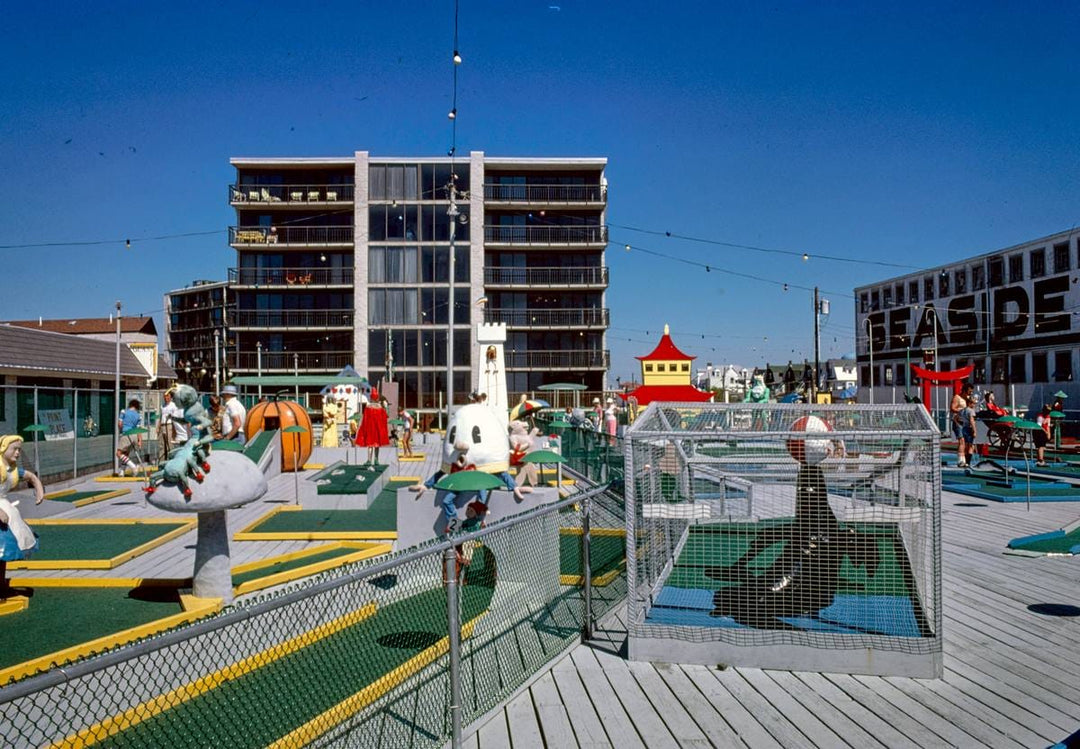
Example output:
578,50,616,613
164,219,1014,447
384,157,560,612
465,489,1080,748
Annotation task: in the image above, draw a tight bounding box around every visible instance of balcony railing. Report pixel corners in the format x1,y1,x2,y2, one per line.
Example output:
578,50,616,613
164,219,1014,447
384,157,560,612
483,184,606,204
235,350,353,371
486,308,609,328
505,349,610,370
228,309,354,329
483,225,608,246
228,267,354,287
483,266,608,287
229,184,354,205
229,226,354,246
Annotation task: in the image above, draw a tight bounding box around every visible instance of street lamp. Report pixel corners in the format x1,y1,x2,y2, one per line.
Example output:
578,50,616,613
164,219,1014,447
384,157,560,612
864,316,874,405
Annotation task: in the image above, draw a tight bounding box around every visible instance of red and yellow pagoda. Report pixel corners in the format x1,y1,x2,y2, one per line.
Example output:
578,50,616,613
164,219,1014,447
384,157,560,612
620,324,713,406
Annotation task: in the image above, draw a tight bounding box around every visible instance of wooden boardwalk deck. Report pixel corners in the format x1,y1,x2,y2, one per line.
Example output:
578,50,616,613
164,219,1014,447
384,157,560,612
465,490,1080,749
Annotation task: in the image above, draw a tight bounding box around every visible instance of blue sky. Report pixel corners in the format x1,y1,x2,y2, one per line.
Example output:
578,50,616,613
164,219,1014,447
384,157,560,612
1,1,1078,384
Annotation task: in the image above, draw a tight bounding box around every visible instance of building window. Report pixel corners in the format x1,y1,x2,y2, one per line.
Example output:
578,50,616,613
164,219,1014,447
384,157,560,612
883,366,893,385
924,276,935,300
870,290,880,311
896,364,906,387
1054,242,1071,273
1054,351,1073,382
954,268,967,294
1009,253,1024,283
894,283,905,306
1032,351,1048,382
861,365,872,387
883,287,893,308
988,256,1004,287
860,293,869,314
1009,354,1026,384
1030,248,1045,279
938,271,950,298
681,363,690,372
971,264,985,291
991,356,1006,383
908,280,919,304
645,363,653,373
973,358,986,384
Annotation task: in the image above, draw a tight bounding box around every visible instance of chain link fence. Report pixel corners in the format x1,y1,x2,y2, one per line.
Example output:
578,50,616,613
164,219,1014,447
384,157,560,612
0,483,623,748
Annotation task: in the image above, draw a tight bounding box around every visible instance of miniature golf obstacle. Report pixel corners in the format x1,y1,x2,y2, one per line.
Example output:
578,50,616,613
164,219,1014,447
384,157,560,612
145,450,267,603
246,399,312,472
624,402,942,678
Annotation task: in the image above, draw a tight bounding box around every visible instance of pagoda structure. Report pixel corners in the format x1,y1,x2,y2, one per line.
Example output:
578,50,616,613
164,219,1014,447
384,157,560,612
620,324,713,406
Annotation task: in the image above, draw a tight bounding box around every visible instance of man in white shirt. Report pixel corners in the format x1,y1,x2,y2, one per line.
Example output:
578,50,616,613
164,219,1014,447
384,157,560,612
221,385,247,445
160,388,189,453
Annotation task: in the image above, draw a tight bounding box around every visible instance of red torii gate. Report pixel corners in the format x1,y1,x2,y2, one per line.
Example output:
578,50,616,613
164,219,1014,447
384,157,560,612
909,364,974,413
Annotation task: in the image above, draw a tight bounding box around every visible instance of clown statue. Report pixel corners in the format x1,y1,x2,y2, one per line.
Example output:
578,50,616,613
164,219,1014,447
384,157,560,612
411,403,528,535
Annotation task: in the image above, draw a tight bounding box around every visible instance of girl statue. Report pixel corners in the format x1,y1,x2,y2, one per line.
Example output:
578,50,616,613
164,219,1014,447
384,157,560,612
0,435,44,595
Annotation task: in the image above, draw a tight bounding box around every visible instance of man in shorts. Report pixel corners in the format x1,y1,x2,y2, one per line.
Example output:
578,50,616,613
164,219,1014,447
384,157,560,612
116,397,144,476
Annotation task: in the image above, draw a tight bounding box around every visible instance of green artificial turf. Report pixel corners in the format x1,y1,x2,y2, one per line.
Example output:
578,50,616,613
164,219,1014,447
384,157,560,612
94,547,497,748
666,523,911,597
231,546,364,588
27,522,190,561
558,533,625,581
243,429,277,464
1008,527,1080,554
46,491,117,504
951,480,1079,498
316,464,386,495
251,481,411,535
0,586,187,676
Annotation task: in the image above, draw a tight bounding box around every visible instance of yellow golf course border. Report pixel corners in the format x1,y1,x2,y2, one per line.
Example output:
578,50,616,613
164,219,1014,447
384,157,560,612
233,506,397,542
11,518,197,570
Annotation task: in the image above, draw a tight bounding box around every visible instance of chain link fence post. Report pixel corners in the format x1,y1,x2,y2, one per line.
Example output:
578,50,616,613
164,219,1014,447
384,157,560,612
582,490,593,642
444,545,463,749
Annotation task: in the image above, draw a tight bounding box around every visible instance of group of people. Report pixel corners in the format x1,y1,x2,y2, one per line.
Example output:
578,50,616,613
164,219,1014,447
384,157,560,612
950,383,1065,467
115,385,248,476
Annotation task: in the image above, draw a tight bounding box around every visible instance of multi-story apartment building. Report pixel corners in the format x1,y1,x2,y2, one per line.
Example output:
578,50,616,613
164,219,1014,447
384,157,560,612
854,228,1080,418
225,151,609,415
164,280,233,393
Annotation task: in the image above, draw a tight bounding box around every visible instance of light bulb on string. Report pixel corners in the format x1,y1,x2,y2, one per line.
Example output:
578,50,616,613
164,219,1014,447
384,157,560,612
453,50,462,64
448,108,457,120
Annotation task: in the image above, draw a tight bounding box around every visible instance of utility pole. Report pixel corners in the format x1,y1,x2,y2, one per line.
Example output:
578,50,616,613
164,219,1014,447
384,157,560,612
446,173,460,424
812,287,820,404
213,329,221,397
113,301,121,476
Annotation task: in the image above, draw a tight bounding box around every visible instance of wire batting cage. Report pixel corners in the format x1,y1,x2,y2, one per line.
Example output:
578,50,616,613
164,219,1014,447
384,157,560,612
624,402,942,678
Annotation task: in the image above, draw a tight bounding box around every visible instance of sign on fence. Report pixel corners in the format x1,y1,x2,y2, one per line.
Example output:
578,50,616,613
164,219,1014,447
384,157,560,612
39,409,75,440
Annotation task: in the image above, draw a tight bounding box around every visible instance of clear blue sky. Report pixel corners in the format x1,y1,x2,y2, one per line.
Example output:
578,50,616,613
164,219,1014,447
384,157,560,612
2,1,1078,384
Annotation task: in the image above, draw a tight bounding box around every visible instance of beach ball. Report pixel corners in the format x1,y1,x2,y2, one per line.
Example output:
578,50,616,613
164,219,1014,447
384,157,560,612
786,414,832,464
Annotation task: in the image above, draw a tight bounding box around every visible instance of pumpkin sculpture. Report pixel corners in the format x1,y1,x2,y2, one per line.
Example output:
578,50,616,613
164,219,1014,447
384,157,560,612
245,399,313,472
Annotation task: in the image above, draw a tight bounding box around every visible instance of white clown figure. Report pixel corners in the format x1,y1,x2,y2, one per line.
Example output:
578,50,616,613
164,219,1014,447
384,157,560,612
411,403,528,535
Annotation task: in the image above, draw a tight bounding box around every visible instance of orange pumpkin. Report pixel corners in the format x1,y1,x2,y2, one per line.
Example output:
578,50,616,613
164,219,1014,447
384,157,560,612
245,400,313,472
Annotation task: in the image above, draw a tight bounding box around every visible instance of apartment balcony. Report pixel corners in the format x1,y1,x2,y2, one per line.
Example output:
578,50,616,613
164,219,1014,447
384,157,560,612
486,308,609,329
229,226,354,247
483,266,608,289
228,267,354,288
228,309,354,330
483,225,608,247
483,183,606,206
505,349,609,370
229,184,354,206
235,350,353,372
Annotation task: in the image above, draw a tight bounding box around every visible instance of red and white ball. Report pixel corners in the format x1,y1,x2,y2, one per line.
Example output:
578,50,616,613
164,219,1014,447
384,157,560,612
786,415,833,464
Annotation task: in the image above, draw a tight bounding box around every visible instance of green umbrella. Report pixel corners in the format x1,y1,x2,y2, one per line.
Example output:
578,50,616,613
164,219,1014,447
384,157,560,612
123,426,150,436
283,425,308,434
1050,411,1066,419
1054,391,1069,399
521,449,567,465
1014,420,1042,430
388,418,405,426
996,415,1021,424
435,471,503,492
24,424,47,433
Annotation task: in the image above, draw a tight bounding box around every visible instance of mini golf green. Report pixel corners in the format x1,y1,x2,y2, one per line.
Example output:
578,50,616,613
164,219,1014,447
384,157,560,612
558,533,625,583
25,522,191,562
0,586,190,677
317,464,387,495
231,546,370,588
1008,526,1080,555
45,489,129,507
244,429,277,464
944,476,1080,500
91,547,497,748
670,522,912,597
250,481,411,536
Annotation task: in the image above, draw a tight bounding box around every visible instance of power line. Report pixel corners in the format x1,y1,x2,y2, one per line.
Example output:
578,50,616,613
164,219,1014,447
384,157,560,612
610,222,921,270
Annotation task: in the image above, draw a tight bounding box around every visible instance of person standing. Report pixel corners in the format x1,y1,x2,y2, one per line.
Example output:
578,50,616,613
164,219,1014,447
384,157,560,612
398,406,414,457
1036,404,1052,467
160,388,188,457
116,397,144,476
220,385,247,445
950,384,972,467
603,398,619,445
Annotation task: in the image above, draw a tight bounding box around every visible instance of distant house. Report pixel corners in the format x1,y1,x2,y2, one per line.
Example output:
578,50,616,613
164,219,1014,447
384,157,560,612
695,363,749,399
824,358,858,394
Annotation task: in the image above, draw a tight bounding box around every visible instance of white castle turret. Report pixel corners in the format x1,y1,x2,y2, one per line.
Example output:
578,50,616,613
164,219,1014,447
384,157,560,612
476,322,509,429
